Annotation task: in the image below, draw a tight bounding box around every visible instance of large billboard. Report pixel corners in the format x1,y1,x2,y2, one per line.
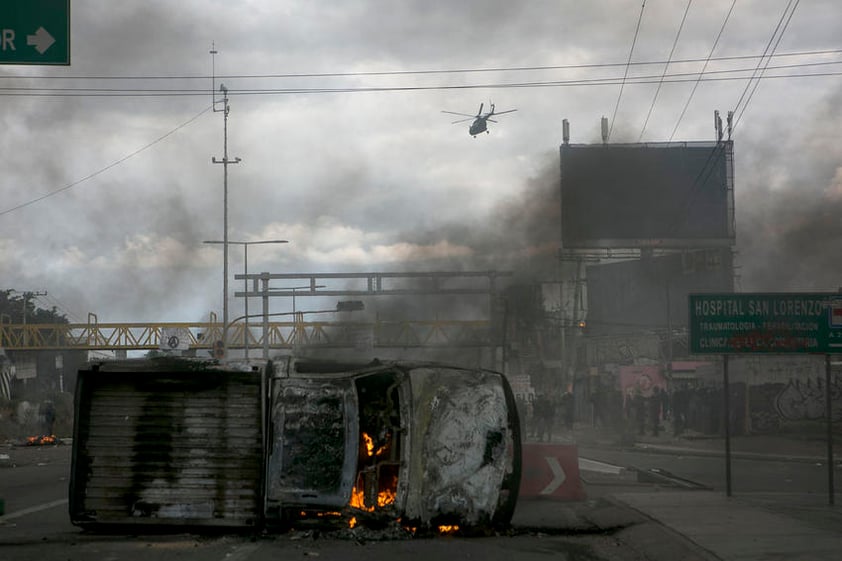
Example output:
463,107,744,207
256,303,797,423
560,141,735,249
586,248,734,335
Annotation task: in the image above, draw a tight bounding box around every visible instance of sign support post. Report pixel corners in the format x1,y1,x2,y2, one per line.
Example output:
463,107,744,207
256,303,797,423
723,354,732,497
826,354,835,506
690,292,840,505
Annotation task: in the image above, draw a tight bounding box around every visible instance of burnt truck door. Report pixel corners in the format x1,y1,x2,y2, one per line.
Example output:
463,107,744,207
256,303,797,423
265,377,358,518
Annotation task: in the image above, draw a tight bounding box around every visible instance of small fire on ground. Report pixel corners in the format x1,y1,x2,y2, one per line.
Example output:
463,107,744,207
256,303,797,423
25,435,56,446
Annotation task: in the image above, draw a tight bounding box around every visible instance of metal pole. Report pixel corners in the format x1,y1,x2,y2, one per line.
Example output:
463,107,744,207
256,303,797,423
826,354,835,505
723,354,732,497
244,244,249,362
223,92,228,356
212,84,241,359
262,273,270,360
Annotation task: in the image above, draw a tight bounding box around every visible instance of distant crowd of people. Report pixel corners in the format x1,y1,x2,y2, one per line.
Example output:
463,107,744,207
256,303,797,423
515,383,733,442
515,392,574,442
596,384,730,437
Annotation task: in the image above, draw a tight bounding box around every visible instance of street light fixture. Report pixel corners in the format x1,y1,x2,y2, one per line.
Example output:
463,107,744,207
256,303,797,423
274,284,327,316
274,284,327,348
227,301,365,359
203,239,288,360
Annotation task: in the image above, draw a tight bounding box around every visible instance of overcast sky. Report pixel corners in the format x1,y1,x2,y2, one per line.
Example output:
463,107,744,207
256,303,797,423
1,0,840,324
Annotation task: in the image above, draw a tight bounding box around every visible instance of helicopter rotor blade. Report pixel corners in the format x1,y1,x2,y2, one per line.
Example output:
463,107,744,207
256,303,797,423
492,109,517,116
450,118,474,124
478,102,484,116
486,118,498,123
441,110,477,118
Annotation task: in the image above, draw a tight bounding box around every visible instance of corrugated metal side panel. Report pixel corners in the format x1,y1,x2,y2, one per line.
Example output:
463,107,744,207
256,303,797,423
70,368,263,528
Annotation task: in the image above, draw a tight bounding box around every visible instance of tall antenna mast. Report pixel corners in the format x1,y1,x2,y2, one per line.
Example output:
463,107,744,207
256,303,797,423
210,45,241,359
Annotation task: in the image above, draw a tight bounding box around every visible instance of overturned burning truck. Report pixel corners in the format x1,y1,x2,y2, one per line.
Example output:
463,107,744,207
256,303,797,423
69,356,521,533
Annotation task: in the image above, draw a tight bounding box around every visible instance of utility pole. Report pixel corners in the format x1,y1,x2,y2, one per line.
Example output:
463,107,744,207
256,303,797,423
210,46,240,358
10,289,46,346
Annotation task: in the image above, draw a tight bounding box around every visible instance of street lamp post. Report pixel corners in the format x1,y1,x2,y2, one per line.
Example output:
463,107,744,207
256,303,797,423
204,239,288,360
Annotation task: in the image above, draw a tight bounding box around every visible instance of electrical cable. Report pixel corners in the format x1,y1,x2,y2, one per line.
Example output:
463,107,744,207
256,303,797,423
666,1,803,243
732,0,801,132
0,59,838,97
639,0,693,142
0,105,212,217
609,0,647,141
731,0,796,120
669,0,736,141
0,48,839,81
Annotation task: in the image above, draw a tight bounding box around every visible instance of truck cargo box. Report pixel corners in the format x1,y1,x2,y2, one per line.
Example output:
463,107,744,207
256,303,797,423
69,358,264,529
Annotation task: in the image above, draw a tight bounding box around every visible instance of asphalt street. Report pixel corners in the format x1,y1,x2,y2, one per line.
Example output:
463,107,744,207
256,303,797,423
3,434,842,560
1,442,713,561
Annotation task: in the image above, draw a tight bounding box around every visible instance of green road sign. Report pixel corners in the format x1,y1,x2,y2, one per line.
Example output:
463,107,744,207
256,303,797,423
689,293,842,354
0,0,69,65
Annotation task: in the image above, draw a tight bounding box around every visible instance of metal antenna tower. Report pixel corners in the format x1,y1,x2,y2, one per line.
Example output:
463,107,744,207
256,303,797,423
210,46,241,358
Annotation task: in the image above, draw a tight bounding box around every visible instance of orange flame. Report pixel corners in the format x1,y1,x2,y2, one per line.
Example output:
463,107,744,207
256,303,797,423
363,432,375,456
438,525,459,534
362,431,390,457
349,483,371,511
349,480,396,512
377,487,396,507
348,432,399,528
26,435,56,446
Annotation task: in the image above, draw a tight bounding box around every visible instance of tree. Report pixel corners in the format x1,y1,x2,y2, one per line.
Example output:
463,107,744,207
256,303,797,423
0,289,68,325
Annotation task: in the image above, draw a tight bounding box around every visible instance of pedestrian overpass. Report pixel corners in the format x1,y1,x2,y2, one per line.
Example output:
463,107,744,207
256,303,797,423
1,271,509,360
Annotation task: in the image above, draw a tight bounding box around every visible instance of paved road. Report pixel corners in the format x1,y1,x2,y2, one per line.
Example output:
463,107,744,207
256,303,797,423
578,443,837,496
1,443,711,561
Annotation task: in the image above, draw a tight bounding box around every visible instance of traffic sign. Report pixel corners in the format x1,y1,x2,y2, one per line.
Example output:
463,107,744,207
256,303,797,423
0,0,69,65
159,328,190,351
519,443,586,500
689,293,842,354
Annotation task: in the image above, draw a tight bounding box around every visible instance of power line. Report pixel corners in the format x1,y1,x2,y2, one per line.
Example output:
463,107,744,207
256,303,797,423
664,2,804,257
732,0,796,118
0,105,212,217
1,48,837,82
669,0,736,141
609,0,647,141
667,1,804,239
732,0,801,132
639,0,693,142
0,59,838,98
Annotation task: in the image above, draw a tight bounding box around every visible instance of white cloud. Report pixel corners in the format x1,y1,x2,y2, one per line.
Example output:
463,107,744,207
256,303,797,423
0,0,838,321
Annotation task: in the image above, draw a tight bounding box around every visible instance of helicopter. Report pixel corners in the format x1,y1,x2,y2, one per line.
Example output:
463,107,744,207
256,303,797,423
441,102,517,137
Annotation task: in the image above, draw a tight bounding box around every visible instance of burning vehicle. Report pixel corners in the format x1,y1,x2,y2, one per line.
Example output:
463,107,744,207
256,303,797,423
69,356,521,533
266,356,522,532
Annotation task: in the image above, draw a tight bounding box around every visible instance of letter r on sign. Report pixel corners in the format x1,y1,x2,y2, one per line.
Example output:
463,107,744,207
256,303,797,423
2,30,15,51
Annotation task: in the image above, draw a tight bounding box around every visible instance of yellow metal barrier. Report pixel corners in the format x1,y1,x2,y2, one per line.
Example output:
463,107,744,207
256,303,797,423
0,320,494,351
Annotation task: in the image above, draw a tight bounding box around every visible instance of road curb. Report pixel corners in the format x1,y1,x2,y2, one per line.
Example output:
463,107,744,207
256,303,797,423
631,442,842,466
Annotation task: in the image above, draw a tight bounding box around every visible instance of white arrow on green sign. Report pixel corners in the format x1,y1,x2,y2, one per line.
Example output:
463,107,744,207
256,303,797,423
0,0,69,65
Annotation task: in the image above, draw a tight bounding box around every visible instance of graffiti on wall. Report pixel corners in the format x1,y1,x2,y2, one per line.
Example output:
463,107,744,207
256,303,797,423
748,375,842,433
586,335,660,365
773,376,842,422
748,383,784,433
